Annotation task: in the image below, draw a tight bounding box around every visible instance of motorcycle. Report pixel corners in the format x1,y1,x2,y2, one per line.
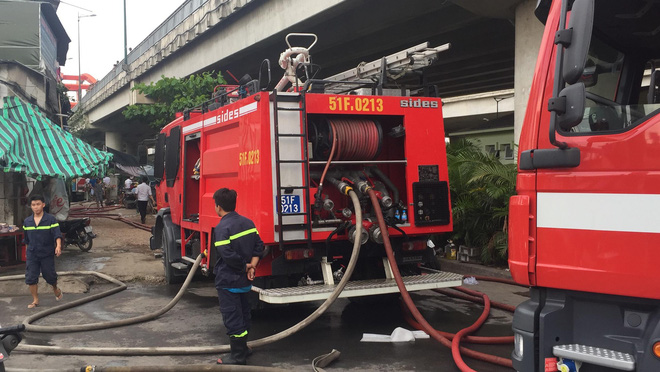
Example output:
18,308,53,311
0,324,25,372
60,218,95,252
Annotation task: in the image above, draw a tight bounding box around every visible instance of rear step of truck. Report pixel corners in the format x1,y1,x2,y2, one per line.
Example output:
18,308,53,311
553,344,635,371
252,271,463,304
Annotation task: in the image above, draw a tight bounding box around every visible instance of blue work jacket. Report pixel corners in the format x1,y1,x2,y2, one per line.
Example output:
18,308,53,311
23,213,61,259
213,211,264,289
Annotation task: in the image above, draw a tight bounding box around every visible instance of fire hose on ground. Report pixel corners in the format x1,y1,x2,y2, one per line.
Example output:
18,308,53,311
69,202,152,232
70,205,123,213
69,211,152,232
0,190,363,360
3,189,519,370
367,188,514,372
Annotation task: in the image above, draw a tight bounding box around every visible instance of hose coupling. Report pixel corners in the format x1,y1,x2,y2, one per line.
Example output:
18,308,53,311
323,197,335,211
341,207,353,219
357,180,372,194
380,195,393,209
369,224,384,244
338,182,353,195
348,224,369,246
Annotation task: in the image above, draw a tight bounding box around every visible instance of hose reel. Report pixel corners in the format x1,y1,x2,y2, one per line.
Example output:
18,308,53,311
309,118,383,161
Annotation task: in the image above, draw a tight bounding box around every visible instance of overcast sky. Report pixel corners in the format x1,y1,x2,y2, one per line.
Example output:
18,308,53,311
57,0,185,83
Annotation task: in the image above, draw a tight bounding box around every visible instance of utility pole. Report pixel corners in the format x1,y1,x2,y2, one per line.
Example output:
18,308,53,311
77,13,96,104
77,12,81,103
124,0,128,67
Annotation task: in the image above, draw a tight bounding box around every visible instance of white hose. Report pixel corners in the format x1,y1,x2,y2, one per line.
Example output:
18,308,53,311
4,191,362,356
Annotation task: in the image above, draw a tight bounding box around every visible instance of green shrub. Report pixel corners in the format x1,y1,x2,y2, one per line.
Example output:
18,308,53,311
446,139,516,265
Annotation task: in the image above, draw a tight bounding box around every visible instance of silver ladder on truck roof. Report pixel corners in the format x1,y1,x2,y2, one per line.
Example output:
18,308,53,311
321,42,450,94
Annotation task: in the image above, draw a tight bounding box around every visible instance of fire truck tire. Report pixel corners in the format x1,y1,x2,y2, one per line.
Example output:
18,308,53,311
162,226,185,285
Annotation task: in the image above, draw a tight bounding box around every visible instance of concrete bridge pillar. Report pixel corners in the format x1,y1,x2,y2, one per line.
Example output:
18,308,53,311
125,140,138,157
105,131,122,152
514,0,545,145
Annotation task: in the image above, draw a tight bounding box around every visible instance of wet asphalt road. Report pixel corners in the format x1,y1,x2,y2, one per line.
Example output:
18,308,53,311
0,277,523,371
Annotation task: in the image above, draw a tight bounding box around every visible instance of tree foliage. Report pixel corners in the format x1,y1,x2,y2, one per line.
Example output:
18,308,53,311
54,83,73,129
123,72,226,128
446,139,517,265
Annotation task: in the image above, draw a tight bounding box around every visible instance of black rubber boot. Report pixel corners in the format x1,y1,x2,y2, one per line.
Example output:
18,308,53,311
217,338,248,365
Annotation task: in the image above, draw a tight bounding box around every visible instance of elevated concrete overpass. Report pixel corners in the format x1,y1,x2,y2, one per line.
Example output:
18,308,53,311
75,0,541,154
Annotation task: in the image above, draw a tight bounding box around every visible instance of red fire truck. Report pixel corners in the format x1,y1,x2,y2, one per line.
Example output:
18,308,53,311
150,35,463,304
510,0,660,371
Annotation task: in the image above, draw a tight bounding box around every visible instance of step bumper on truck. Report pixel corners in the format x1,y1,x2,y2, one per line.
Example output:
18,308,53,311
511,287,660,372
553,344,635,371
252,271,463,304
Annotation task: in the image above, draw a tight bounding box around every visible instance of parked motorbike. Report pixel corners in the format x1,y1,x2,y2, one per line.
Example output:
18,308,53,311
60,218,95,252
0,324,25,372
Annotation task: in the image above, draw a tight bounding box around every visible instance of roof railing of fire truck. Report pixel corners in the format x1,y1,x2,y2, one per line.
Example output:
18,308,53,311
182,81,254,119
181,59,272,117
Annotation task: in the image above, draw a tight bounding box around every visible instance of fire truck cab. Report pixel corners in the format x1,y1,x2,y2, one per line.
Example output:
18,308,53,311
151,36,464,305
511,0,660,371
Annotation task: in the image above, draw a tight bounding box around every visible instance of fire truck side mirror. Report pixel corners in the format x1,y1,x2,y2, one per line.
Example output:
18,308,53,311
561,0,594,84
554,82,586,131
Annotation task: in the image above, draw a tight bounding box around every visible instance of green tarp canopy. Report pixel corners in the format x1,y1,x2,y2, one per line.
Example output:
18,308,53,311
0,96,112,178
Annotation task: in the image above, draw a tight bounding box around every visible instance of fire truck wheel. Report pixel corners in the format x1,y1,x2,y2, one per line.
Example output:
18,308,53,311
162,230,184,284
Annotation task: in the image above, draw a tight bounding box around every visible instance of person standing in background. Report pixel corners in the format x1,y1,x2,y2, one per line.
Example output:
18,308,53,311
84,177,91,201
93,178,104,208
102,175,113,204
133,176,155,224
124,176,133,191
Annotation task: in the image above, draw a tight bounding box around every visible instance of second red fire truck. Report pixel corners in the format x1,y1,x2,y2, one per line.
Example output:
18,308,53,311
150,35,463,304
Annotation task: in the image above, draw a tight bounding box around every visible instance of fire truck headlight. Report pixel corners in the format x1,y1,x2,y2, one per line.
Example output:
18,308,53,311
514,332,524,358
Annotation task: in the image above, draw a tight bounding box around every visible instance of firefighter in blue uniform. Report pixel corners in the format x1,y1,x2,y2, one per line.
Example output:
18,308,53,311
23,195,63,309
213,188,263,365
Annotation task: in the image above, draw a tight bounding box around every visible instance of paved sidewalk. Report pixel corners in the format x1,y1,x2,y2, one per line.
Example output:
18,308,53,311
439,257,513,280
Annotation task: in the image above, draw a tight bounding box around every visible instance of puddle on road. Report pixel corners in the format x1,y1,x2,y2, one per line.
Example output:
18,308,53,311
89,310,126,322
87,256,111,271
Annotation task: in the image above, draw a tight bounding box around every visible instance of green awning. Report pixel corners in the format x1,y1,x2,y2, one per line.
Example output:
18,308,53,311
0,96,112,178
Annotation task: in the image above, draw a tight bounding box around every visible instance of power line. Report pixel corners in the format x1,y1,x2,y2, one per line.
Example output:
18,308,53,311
59,1,93,13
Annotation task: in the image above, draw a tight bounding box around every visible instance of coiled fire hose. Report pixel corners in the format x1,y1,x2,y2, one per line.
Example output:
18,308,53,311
328,118,380,160
366,188,513,371
1,190,362,357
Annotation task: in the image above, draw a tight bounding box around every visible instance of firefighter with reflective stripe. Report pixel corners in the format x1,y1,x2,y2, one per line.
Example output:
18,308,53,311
212,188,264,365
23,195,63,309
